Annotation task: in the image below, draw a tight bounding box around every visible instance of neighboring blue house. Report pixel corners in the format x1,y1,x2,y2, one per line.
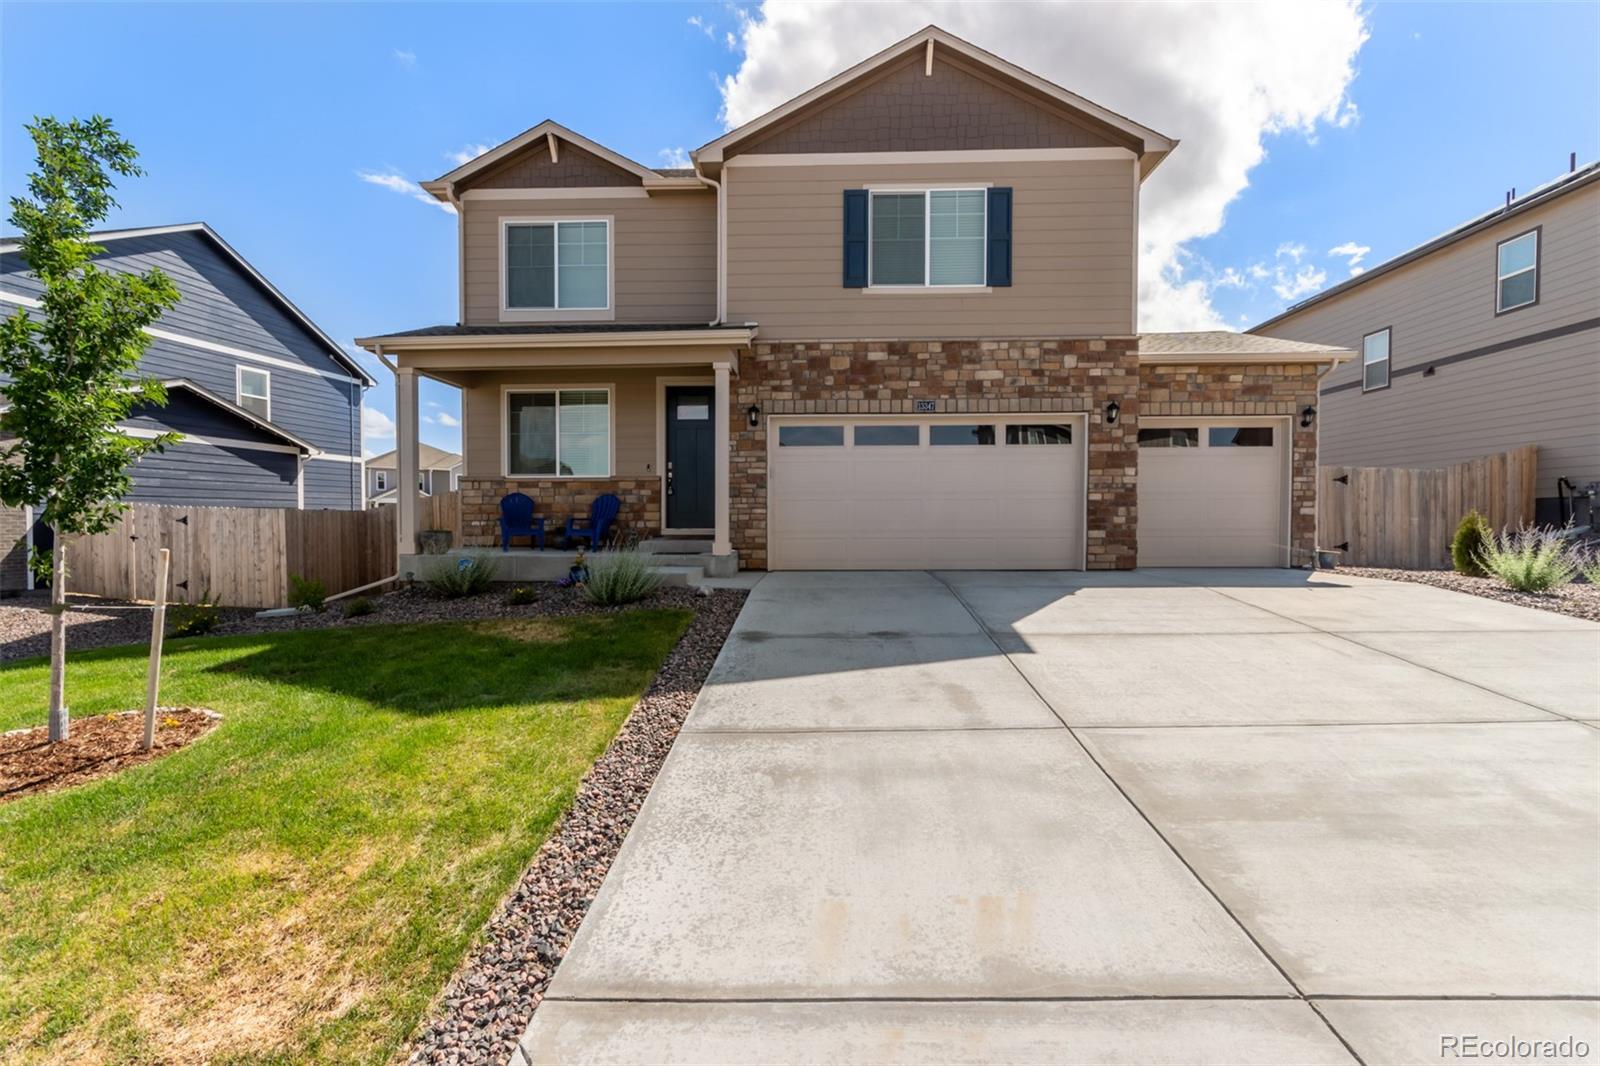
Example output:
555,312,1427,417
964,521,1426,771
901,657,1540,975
0,223,374,592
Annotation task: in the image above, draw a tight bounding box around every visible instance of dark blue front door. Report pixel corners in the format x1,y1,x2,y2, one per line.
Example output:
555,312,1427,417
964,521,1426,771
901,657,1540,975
665,386,715,529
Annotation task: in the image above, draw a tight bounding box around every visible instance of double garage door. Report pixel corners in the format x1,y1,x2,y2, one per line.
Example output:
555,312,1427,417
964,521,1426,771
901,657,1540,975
768,416,1085,570
767,414,1288,571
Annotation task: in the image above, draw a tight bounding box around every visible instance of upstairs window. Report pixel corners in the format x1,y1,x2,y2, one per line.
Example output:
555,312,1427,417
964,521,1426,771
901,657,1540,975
503,219,609,311
236,366,270,419
1496,229,1539,313
1362,328,1391,392
869,189,986,287
373,469,389,492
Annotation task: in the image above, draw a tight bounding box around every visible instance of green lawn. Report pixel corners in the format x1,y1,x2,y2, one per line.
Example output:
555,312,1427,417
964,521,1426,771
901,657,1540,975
0,609,691,1064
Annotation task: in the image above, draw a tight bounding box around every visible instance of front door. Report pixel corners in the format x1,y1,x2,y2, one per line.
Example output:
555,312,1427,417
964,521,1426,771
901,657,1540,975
665,386,715,529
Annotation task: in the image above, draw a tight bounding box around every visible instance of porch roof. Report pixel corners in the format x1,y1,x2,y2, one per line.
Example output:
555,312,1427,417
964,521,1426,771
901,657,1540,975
355,322,756,352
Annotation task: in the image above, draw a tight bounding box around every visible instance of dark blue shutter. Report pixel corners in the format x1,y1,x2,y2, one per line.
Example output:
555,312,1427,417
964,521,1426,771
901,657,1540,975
987,187,1013,287
842,189,869,288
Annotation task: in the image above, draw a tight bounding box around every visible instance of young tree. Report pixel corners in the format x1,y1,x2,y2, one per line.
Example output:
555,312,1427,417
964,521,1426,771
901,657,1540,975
0,117,179,742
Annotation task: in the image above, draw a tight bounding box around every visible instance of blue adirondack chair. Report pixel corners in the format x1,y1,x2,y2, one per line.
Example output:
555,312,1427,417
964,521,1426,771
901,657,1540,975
499,492,545,551
566,493,621,550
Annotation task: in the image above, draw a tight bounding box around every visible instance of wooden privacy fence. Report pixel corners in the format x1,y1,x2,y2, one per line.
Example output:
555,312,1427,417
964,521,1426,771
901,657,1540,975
418,490,461,541
1319,445,1538,569
67,503,396,608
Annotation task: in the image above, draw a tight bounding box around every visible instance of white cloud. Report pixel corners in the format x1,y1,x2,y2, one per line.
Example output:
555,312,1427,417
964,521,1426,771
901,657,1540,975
437,411,460,427
687,14,717,41
394,49,416,68
357,170,455,214
1273,262,1328,301
446,143,493,167
658,146,692,169
1328,240,1371,275
1276,241,1308,263
362,406,396,456
718,3,1367,330
726,31,738,51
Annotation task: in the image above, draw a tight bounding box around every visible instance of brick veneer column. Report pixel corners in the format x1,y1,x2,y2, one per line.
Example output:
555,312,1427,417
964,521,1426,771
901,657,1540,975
1139,361,1322,566
730,338,1141,570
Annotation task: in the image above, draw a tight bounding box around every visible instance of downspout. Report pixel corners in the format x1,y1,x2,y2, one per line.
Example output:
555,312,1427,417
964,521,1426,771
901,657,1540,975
1311,356,1346,567
692,158,725,325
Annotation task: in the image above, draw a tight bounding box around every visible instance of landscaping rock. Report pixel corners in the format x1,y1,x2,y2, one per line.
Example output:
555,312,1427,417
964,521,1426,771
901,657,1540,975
403,588,746,1066
1338,567,1600,623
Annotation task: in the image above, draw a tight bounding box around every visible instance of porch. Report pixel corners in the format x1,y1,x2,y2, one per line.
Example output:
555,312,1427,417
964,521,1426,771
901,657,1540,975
398,537,737,587
354,324,753,575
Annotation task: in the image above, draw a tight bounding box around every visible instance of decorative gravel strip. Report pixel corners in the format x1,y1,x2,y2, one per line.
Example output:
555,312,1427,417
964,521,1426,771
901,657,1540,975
405,588,746,1066
2,583,715,662
1339,567,1600,623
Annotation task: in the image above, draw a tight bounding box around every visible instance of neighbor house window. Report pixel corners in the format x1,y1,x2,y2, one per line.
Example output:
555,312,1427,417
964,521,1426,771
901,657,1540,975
505,388,610,476
504,220,609,310
1362,328,1391,392
373,470,389,492
870,189,986,287
1496,229,1539,313
236,366,270,419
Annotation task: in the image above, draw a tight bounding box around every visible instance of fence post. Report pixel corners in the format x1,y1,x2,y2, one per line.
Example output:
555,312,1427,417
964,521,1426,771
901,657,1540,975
142,548,171,752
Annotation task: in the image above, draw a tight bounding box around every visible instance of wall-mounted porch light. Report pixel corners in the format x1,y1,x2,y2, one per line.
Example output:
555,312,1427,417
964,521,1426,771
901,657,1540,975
746,405,761,428
1104,400,1120,426
1300,405,1317,428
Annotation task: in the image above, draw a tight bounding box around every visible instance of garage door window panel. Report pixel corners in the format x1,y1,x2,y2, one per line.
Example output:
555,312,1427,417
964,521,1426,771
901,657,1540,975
930,424,996,446
854,424,920,446
1138,427,1199,448
1006,424,1073,445
1208,426,1274,447
778,425,845,447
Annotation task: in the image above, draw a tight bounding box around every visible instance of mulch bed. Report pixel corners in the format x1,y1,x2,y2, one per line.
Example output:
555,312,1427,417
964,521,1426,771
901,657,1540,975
1338,567,1600,623
1,707,221,803
405,588,747,1066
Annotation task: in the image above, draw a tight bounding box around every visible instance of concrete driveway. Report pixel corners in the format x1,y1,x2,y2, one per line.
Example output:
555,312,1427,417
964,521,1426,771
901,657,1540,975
519,569,1600,1065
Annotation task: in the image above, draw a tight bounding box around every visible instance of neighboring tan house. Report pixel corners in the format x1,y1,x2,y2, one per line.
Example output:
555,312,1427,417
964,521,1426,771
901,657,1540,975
357,25,1350,573
364,443,462,505
1,223,375,593
1253,163,1600,527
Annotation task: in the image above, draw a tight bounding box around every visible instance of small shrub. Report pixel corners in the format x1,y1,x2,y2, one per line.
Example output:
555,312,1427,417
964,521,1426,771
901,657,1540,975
288,574,327,612
1450,510,1491,577
584,548,663,606
423,554,496,599
1580,552,1600,587
168,588,222,637
342,596,375,618
506,584,538,606
1477,525,1583,593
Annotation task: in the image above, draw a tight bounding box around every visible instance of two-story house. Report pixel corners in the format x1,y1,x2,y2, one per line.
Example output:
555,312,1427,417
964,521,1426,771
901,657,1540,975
0,222,373,593
364,443,462,506
357,25,1350,573
1252,163,1599,527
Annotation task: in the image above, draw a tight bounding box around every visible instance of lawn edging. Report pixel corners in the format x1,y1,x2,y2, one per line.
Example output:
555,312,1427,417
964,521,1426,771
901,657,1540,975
404,588,747,1066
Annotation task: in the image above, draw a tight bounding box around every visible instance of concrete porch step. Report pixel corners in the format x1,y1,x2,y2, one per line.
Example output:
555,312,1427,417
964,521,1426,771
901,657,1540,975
639,538,714,555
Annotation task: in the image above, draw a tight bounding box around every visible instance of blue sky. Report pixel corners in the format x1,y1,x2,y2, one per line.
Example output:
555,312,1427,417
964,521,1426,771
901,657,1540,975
3,2,1596,456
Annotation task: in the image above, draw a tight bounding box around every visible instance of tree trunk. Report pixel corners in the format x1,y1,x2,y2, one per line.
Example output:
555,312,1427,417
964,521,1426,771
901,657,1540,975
47,536,68,743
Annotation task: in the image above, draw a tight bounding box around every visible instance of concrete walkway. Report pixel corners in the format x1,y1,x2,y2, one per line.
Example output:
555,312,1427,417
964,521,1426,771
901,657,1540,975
518,569,1600,1064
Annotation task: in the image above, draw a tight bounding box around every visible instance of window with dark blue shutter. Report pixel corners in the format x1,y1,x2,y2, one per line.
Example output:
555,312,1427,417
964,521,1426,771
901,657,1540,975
987,187,1012,287
842,189,868,288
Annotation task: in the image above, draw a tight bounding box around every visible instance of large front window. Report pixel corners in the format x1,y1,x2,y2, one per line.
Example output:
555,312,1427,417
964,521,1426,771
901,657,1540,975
506,388,610,476
504,220,609,310
870,189,986,287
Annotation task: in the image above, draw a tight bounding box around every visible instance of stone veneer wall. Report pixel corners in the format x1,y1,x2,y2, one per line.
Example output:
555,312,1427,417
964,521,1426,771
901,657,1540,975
1139,361,1322,566
458,479,660,548
0,503,28,596
731,338,1141,570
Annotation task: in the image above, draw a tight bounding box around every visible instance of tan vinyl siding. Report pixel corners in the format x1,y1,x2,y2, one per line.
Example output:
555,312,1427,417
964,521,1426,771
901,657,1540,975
724,157,1136,340
457,366,694,479
1258,184,1600,499
462,194,716,326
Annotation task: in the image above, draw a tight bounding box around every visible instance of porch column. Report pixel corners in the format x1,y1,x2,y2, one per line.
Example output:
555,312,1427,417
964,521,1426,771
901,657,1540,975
713,360,732,557
396,366,419,556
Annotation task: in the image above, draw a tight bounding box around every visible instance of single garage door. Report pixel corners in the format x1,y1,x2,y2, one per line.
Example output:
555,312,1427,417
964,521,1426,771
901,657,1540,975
769,416,1085,570
1137,418,1288,567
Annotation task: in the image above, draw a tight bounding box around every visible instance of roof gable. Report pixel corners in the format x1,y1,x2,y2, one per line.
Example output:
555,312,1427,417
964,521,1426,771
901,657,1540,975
425,120,700,197
697,26,1175,177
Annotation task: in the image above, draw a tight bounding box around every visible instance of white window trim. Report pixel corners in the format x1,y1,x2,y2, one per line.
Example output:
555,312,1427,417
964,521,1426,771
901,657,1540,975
1361,327,1391,393
866,187,988,291
236,364,271,420
1495,229,1539,314
498,217,616,323
373,470,390,492
500,383,616,479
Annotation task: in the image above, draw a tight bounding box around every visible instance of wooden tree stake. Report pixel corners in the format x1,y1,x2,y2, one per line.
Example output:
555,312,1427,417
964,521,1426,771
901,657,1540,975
142,548,171,752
